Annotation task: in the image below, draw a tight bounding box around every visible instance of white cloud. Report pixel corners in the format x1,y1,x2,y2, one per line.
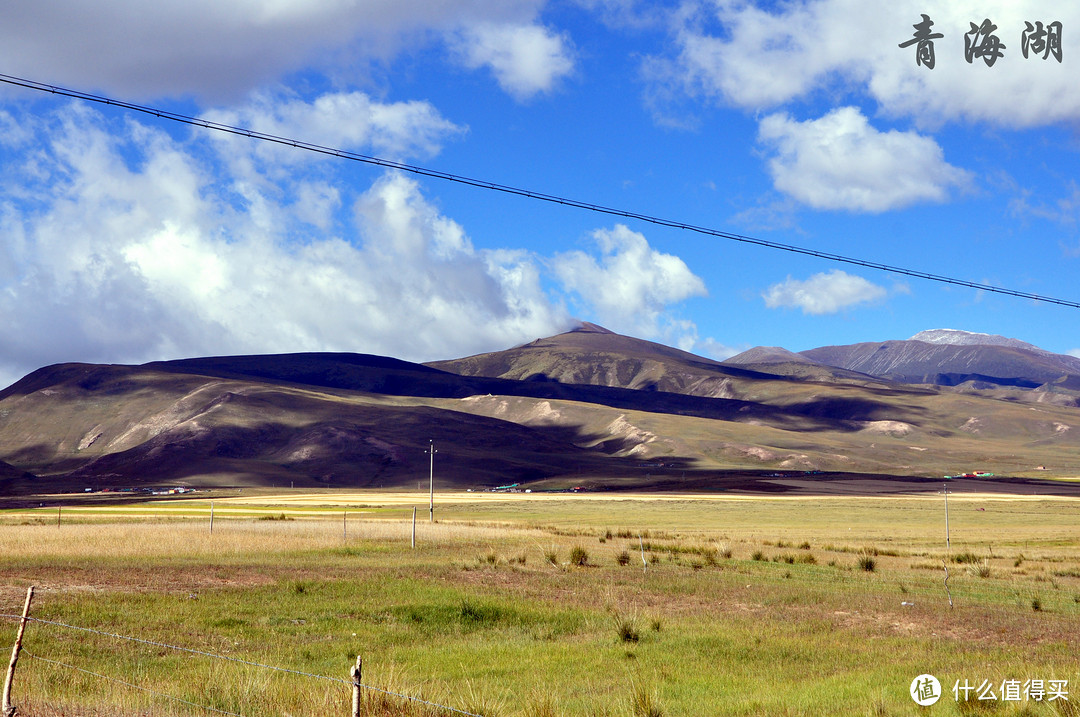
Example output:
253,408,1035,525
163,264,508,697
0,101,722,387
697,338,746,361
553,224,708,341
202,89,466,168
665,1,1080,128
0,0,551,101
757,107,971,212
1010,181,1080,228
763,270,888,314
0,103,575,385
452,22,575,100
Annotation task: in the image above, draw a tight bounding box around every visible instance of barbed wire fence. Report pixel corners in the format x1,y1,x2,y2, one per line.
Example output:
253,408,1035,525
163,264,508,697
1,590,484,717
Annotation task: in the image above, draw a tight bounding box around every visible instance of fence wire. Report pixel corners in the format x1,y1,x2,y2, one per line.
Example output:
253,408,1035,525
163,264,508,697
1,613,485,717
23,650,246,717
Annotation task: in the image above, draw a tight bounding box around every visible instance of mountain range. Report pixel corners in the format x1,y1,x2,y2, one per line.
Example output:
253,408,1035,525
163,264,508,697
3,324,1080,496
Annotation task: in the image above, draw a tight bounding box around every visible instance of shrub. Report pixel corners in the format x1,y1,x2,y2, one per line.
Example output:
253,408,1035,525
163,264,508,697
544,547,558,566
569,545,589,566
258,512,293,521
751,550,765,561
616,551,631,566
968,560,991,579
858,555,877,572
1031,596,1043,612
799,541,811,550
952,551,981,564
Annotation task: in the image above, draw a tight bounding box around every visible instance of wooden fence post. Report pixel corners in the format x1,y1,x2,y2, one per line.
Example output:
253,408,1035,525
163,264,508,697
2,586,34,717
411,507,416,549
210,501,214,535
350,655,362,717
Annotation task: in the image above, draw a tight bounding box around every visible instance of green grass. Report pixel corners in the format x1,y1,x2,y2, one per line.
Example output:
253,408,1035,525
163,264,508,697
2,494,1079,716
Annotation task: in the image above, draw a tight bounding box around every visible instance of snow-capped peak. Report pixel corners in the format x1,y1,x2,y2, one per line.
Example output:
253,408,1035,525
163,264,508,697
910,329,1043,352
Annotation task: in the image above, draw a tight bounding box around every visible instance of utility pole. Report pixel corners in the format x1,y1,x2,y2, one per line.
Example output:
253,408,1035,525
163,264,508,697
426,439,437,523
943,483,950,552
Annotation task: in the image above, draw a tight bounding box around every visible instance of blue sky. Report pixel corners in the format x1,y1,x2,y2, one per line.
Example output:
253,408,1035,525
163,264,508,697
1,0,1078,388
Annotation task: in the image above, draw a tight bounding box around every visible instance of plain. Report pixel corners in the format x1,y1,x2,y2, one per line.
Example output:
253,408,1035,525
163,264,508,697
1,490,1079,716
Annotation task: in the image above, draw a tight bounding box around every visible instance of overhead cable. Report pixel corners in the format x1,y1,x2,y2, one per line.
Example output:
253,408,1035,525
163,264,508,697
0,72,1075,309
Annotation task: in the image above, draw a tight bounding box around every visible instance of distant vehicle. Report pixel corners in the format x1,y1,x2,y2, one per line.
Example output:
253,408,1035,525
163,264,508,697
944,471,995,479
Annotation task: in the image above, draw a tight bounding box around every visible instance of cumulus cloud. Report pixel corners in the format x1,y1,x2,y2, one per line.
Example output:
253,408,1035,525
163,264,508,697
665,0,1080,127
552,224,708,341
0,101,723,387
757,106,971,212
204,90,466,164
0,102,575,385
452,22,575,100
0,0,553,101
763,270,888,314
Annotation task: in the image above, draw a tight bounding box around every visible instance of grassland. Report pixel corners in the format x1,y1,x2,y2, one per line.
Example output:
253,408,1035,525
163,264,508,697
2,491,1079,716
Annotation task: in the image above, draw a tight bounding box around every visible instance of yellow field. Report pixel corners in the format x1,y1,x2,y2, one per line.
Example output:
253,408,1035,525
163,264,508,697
2,490,1079,716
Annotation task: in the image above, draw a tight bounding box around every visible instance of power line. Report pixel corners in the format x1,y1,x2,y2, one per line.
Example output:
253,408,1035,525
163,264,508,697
1,71,1077,309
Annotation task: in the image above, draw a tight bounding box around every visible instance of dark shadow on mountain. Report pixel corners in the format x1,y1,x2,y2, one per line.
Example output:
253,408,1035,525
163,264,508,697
40,412,701,492
931,373,1043,389
135,353,913,433
782,396,928,424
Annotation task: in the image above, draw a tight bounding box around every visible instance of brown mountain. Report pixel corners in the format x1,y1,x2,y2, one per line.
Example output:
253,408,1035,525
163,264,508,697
722,346,885,385
4,326,1080,494
429,322,796,399
799,333,1080,389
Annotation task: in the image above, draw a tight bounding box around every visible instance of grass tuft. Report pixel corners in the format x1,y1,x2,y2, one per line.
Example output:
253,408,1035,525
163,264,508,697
569,545,589,566
611,609,640,643
968,559,992,579
629,680,664,717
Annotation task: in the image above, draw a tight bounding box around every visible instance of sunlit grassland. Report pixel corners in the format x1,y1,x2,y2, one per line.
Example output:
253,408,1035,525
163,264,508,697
1,493,1079,716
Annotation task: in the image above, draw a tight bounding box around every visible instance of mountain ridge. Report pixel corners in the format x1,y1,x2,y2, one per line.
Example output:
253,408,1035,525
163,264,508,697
4,324,1080,494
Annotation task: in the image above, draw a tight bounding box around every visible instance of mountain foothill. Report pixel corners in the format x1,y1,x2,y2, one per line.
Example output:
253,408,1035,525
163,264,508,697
4,324,1080,498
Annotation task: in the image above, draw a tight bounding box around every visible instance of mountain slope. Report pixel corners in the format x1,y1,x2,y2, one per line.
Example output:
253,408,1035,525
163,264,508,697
4,327,1080,492
800,337,1080,389
0,361,647,489
428,322,822,399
